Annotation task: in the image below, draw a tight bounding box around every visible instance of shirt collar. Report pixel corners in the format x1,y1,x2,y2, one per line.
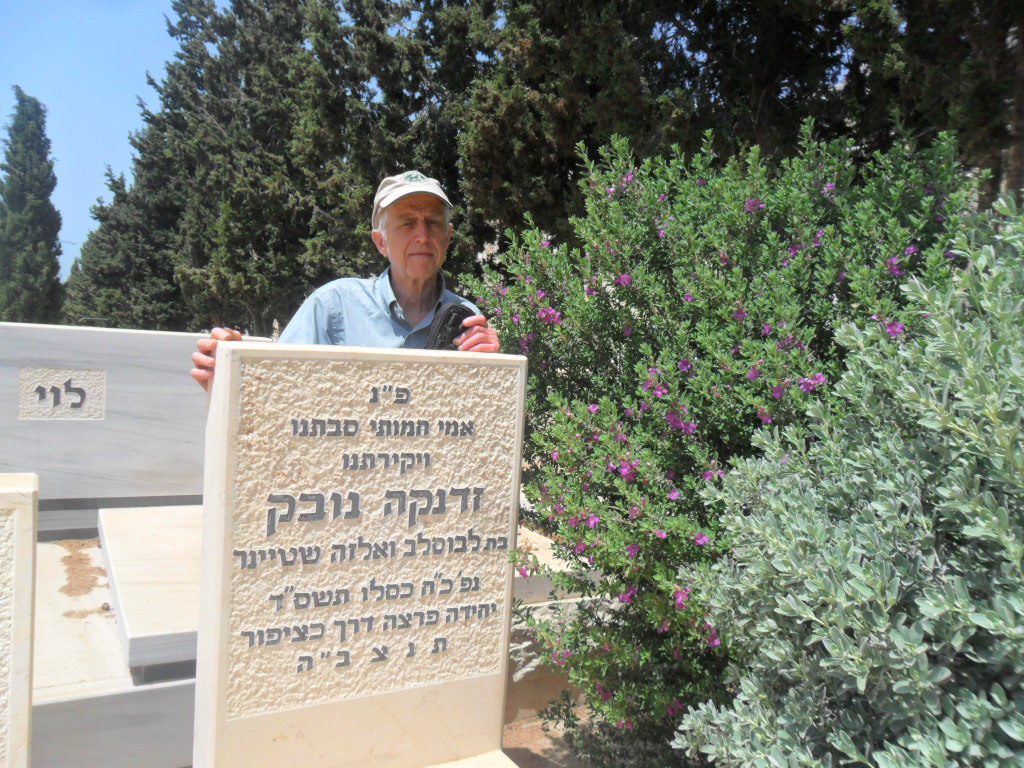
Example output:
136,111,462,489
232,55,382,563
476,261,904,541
374,267,450,316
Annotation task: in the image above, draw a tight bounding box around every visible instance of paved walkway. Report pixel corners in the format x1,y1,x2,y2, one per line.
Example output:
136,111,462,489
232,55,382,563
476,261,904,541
503,718,590,768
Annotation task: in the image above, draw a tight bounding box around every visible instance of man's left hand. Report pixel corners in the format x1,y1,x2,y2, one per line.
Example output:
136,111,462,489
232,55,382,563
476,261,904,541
455,315,501,353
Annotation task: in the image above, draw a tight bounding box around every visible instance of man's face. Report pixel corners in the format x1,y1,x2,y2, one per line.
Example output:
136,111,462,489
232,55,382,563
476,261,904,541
371,193,452,286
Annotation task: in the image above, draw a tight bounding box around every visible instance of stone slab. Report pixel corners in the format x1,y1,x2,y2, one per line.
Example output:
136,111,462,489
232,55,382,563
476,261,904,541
195,343,527,768
33,680,194,768
99,504,572,668
31,538,580,768
32,540,129,703
0,322,250,530
0,474,36,768
98,506,201,667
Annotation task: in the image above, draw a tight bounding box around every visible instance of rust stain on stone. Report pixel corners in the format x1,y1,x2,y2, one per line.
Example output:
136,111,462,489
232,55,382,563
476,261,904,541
57,538,106,597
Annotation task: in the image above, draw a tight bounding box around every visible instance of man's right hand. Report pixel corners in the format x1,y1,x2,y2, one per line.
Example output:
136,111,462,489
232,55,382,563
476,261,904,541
191,327,243,391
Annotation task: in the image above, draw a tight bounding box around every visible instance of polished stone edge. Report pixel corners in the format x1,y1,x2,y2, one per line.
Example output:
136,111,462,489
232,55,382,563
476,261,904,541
32,679,194,768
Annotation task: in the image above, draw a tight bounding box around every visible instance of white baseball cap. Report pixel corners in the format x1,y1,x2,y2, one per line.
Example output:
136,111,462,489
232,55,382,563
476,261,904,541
372,170,451,227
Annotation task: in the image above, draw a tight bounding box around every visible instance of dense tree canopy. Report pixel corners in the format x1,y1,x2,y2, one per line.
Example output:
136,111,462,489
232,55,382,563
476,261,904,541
64,0,1023,331
0,86,63,323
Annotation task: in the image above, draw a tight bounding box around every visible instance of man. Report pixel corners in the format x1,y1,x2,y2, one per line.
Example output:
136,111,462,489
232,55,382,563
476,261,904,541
191,171,500,389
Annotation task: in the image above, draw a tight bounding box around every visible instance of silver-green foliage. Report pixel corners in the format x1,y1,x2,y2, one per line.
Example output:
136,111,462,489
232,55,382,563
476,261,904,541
677,196,1024,767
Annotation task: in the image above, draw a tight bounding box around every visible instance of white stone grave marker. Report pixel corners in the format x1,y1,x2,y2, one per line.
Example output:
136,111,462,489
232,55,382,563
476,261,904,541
195,343,526,768
0,322,266,531
0,474,37,768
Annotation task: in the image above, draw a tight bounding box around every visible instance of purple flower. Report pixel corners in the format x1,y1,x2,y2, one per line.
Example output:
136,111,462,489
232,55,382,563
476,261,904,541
586,513,599,529
771,386,785,399
884,320,905,337
694,532,709,546
536,307,562,324
696,178,707,187
536,289,546,298
615,273,632,286
757,407,773,425
732,305,748,321
653,383,668,398
886,256,904,276
658,228,667,238
904,245,919,256
623,325,633,337
798,372,827,392
625,543,640,558
674,587,691,608
588,403,600,413
654,529,667,539
618,460,639,481
668,488,680,500
550,450,559,461
821,182,835,195
585,283,597,296
618,586,638,604
744,197,765,213
684,293,694,302
657,194,666,202
678,358,692,372
706,627,721,647
747,367,761,380
813,229,824,247
540,240,550,247
944,249,956,260
761,323,772,336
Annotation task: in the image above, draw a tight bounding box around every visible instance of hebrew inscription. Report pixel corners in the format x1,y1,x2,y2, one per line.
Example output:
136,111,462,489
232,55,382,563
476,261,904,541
18,367,105,420
220,355,522,720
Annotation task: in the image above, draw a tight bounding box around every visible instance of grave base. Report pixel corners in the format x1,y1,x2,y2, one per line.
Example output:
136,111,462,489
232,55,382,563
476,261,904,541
33,524,583,768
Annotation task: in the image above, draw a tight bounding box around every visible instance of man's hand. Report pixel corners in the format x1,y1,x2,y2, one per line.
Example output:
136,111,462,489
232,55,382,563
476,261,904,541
191,327,244,391
455,315,500,353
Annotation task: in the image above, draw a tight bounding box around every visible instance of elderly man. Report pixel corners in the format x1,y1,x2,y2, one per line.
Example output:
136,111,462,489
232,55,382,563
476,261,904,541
191,171,500,388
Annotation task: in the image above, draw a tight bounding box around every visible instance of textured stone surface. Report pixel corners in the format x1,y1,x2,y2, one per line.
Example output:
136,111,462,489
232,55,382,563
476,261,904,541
0,474,37,768
196,343,527,768
18,367,105,421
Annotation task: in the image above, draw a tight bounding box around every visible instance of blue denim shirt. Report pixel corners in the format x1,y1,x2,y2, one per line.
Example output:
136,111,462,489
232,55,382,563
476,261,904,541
279,268,480,348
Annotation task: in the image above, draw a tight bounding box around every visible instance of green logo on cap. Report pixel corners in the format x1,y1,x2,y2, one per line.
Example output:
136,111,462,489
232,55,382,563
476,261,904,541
402,172,428,183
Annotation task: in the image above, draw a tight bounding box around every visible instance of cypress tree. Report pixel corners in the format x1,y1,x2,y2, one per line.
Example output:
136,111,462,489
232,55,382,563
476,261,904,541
0,86,63,323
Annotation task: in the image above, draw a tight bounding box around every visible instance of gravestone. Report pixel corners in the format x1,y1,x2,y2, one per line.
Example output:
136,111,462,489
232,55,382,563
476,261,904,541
194,343,527,768
0,322,248,532
0,474,37,768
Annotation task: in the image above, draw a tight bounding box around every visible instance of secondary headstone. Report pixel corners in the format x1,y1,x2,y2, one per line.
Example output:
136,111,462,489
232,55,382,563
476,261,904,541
194,343,527,768
0,473,37,768
0,322,263,531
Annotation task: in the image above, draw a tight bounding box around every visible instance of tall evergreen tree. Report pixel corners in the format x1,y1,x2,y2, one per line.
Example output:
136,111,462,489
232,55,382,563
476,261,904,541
842,0,1024,207
0,86,63,323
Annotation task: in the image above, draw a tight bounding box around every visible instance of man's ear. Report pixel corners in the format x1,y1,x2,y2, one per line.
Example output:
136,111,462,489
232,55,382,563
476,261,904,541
371,228,386,256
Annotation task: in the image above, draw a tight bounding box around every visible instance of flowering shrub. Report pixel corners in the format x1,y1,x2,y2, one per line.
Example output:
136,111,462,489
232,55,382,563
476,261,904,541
678,196,1024,767
464,123,974,762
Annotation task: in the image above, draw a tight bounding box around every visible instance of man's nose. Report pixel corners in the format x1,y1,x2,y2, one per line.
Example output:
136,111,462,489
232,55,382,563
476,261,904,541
411,219,430,241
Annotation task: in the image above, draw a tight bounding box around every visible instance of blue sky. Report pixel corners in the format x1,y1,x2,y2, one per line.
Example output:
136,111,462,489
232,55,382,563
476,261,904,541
0,1,181,279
